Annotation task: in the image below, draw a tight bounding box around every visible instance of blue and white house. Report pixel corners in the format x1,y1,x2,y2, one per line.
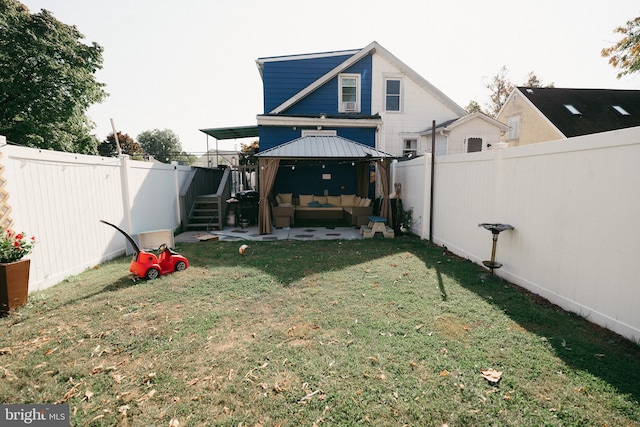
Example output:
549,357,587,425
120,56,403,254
254,42,472,206
204,41,503,233
256,41,468,158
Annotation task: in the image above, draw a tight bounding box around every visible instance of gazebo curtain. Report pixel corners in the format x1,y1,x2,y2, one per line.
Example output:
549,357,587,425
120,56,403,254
356,162,369,198
377,159,392,225
258,158,280,235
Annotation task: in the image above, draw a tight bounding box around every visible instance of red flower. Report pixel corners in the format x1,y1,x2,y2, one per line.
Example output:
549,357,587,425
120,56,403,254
15,233,23,240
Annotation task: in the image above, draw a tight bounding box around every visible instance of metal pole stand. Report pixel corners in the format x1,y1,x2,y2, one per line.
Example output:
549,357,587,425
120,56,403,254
479,223,514,273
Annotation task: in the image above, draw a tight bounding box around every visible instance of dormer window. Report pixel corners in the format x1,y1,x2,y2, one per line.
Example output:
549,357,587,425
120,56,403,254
612,105,631,116
339,74,360,113
564,104,582,116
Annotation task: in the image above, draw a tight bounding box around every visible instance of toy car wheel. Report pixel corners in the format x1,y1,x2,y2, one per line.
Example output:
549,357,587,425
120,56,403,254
145,268,160,280
175,261,187,272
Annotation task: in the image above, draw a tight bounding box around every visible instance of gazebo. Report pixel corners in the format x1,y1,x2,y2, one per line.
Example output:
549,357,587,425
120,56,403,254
255,135,395,235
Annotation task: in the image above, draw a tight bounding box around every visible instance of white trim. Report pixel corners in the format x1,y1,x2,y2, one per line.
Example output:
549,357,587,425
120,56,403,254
257,115,381,128
302,129,337,137
384,76,402,112
338,73,361,113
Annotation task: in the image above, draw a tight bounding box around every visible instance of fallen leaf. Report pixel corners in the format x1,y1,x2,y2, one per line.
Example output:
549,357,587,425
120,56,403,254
0,348,12,355
481,369,503,383
439,369,449,377
367,356,378,363
44,347,58,356
84,390,94,401
169,418,180,427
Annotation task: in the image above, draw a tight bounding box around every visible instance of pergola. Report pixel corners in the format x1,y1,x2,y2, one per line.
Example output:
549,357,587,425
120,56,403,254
255,135,394,235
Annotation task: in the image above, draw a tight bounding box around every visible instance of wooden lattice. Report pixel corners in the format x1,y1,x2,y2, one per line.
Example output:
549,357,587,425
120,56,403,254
0,150,13,231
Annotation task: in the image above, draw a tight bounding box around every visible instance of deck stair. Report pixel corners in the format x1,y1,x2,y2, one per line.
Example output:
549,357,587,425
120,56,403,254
186,194,222,231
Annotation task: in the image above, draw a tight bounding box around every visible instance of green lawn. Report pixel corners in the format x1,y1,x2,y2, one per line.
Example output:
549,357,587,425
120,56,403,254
1,237,639,426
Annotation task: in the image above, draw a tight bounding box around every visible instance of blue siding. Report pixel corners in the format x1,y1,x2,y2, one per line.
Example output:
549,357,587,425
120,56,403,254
283,56,372,116
273,163,358,198
258,126,376,151
262,54,352,113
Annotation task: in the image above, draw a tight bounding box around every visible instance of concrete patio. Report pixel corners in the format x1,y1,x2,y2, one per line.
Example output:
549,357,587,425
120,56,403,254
175,225,364,243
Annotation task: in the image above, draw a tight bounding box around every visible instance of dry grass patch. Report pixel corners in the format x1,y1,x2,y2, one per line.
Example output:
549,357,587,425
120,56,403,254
1,238,639,426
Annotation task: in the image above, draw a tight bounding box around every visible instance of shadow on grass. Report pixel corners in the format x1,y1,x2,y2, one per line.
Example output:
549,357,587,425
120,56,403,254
178,237,640,405
419,247,640,406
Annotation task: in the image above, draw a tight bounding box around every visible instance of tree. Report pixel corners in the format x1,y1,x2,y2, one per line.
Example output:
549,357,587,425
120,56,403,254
137,129,184,164
484,66,514,117
0,0,107,153
465,100,484,114
239,140,259,166
97,132,143,158
483,67,554,117
601,16,640,78
523,71,554,88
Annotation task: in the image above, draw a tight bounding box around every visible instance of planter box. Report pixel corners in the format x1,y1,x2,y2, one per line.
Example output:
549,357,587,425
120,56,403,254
0,259,30,313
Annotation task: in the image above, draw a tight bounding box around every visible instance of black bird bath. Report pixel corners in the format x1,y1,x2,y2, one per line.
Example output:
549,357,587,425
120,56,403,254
478,223,514,273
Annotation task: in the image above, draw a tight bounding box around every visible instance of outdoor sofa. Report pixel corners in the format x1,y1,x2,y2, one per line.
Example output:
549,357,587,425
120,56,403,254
272,193,373,227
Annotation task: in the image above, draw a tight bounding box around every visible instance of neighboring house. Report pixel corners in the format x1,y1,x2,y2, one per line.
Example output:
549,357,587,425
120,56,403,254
191,149,238,168
497,87,640,146
419,112,509,156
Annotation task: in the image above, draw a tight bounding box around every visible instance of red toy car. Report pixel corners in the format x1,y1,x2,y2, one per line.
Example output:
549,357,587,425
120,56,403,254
101,220,188,279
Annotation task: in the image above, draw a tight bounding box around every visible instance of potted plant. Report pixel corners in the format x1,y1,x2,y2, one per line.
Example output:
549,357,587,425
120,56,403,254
0,229,36,313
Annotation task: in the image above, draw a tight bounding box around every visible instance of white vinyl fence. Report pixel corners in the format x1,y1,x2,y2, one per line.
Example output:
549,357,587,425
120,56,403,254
1,143,193,291
393,127,640,342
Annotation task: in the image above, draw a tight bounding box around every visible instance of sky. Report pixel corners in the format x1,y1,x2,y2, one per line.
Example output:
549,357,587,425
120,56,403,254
20,0,640,155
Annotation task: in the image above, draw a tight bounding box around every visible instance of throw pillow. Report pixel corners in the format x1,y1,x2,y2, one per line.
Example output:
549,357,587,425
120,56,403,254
327,195,341,206
341,194,356,207
299,194,314,206
314,195,327,204
308,201,321,207
276,193,292,205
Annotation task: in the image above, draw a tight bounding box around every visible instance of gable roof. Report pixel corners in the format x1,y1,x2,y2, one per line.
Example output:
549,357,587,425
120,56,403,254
259,41,467,117
255,135,393,159
515,87,640,137
419,112,509,135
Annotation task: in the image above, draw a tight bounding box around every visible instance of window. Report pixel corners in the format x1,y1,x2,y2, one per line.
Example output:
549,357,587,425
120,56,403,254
385,78,401,111
403,139,417,158
612,105,630,116
564,104,581,116
466,137,483,153
507,116,520,140
339,74,360,112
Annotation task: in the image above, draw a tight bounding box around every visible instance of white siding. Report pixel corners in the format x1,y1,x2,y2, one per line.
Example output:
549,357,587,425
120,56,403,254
372,54,460,157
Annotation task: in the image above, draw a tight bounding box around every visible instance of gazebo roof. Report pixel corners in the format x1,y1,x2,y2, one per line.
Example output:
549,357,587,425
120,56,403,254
256,135,394,159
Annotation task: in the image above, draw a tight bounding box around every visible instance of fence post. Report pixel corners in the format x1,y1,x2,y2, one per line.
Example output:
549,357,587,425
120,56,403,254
119,155,133,234
492,142,509,220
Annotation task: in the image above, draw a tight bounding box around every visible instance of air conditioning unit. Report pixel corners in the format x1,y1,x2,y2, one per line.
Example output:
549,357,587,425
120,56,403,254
343,102,357,112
